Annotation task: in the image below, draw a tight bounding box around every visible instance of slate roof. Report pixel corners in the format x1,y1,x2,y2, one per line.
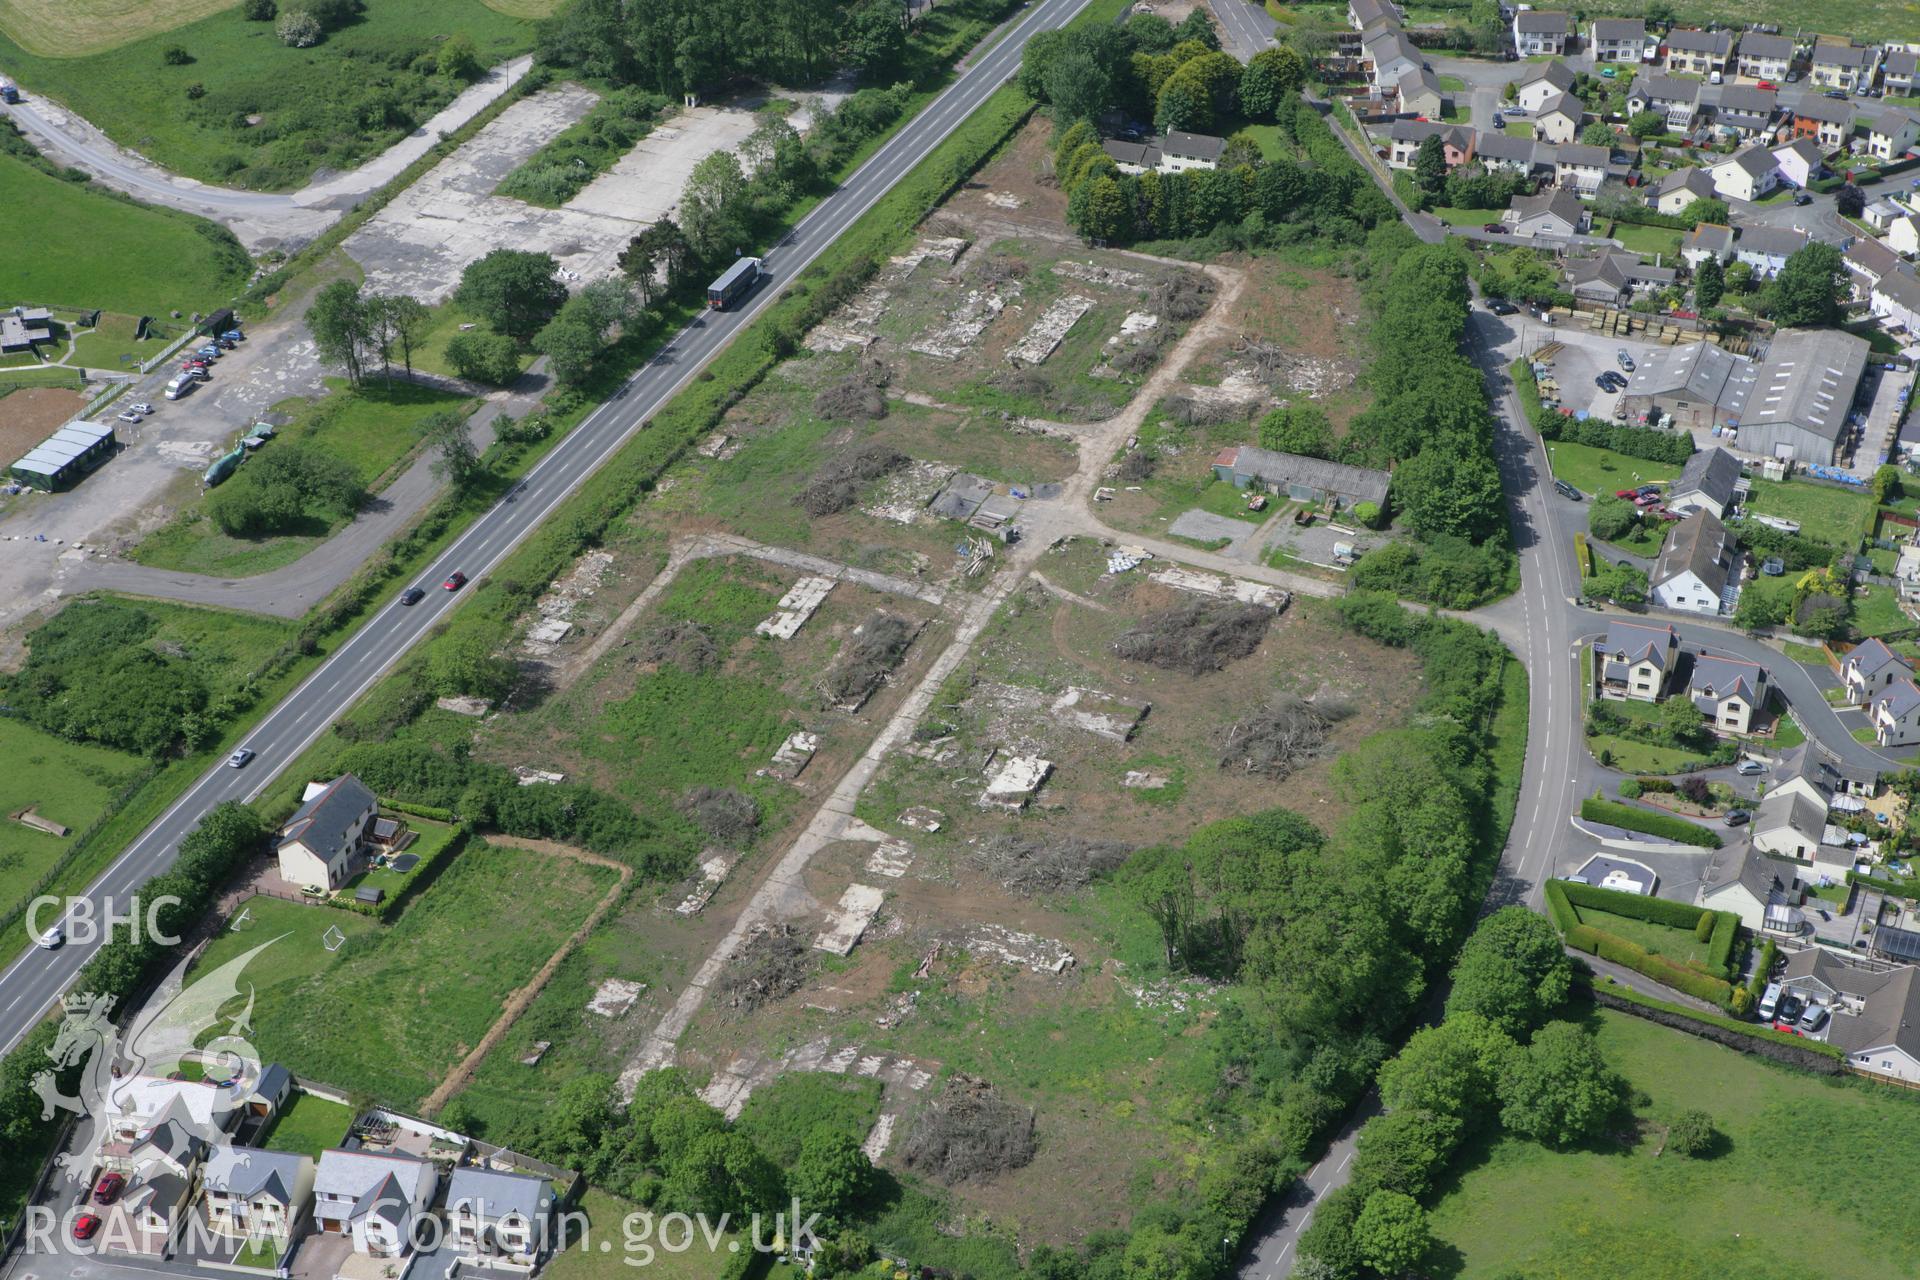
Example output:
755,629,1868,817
1734,223,1810,259
1846,637,1909,681
1811,42,1872,69
280,774,377,855
1537,91,1584,121
314,1149,433,1216
1633,74,1701,105
1742,327,1870,446
1101,139,1162,168
1591,17,1644,40
1780,949,1920,1062
1795,96,1855,125
1716,145,1779,179
1886,50,1920,79
1754,787,1827,845
1699,840,1796,903
1877,266,1920,314
1665,28,1733,56
1875,677,1920,722
1868,106,1919,139
1349,0,1399,27
1690,653,1767,705
1739,33,1794,62
1652,168,1716,202
1388,119,1471,150
1510,187,1584,230
1217,446,1391,504
1473,130,1538,165
446,1168,555,1223
1514,9,1570,34
1716,85,1777,121
1671,445,1742,510
1684,222,1736,257
1164,129,1225,161
1554,142,1610,167
204,1147,308,1205
1516,60,1576,93
1624,339,1754,413
1773,136,1824,170
1601,619,1678,670
1653,508,1734,596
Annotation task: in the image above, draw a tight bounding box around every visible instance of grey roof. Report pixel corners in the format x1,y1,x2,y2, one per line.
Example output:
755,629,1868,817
1516,60,1576,92
1591,17,1644,39
314,1149,433,1207
1653,168,1716,200
1514,9,1570,34
1222,446,1391,504
1690,653,1767,705
1101,139,1162,168
1365,27,1421,66
1164,130,1225,161
1875,677,1920,722
1396,65,1444,103
1699,840,1795,902
446,1168,555,1223
1715,86,1777,121
9,420,114,480
1672,446,1742,509
1877,266,1920,314
1848,237,1902,282
1735,223,1810,259
1537,91,1584,121
1811,42,1872,68
1780,950,1920,1060
1739,33,1794,62
1684,222,1736,256
357,1173,410,1229
1795,96,1855,125
126,1171,191,1217
132,1118,208,1169
1773,136,1824,169
281,774,377,856
1388,119,1471,150
250,1062,292,1105
1473,130,1538,164
1742,327,1870,445
1601,619,1677,670
1753,786,1826,843
1666,28,1733,56
1634,74,1701,105
1568,253,1630,296
1868,107,1919,139
1349,0,1399,25
1625,339,1754,413
1718,145,1780,179
1554,142,1610,167
1653,508,1734,596
1886,51,1920,78
1847,638,1909,681
1511,187,1584,230
204,1147,308,1205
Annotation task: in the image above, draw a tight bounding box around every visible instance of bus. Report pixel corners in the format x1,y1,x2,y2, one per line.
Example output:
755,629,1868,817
707,257,764,310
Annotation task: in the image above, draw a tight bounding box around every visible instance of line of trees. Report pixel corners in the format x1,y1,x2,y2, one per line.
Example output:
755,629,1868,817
308,281,432,383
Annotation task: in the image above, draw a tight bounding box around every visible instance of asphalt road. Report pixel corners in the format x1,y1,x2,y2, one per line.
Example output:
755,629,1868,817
0,0,1094,1058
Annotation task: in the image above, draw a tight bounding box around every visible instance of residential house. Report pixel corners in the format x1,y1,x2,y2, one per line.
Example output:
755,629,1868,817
1772,136,1825,188
1737,33,1797,83
1160,130,1224,173
1810,41,1877,93
1363,27,1422,89
98,1114,209,1184
1732,223,1810,278
1696,842,1801,933
1620,336,1754,428
1689,654,1768,734
1628,74,1702,130
1846,236,1901,296
1101,139,1163,175
203,1146,315,1240
1595,619,1679,701
1552,141,1610,194
1869,265,1920,335
1210,446,1391,511
1750,786,1827,860
1843,637,1913,705
1892,214,1920,257
275,774,378,893
1871,677,1920,746
0,305,52,353
1394,66,1445,121
446,1168,558,1272
1651,508,1737,614
1663,28,1734,77
1512,60,1576,113
1733,326,1870,465
1512,10,1571,57
1681,221,1736,267
1714,85,1778,138
1866,107,1920,163
1706,145,1782,201
1884,49,1919,97
1589,17,1646,64
1472,129,1538,174
1564,252,1676,304
1792,95,1855,150
103,1076,243,1148
1534,93,1585,144
1508,187,1589,237
312,1149,439,1258
1386,120,1473,170
1666,445,1742,519
1347,0,1400,31
1778,948,1920,1083
113,1169,197,1257
1648,167,1718,216
1864,198,1907,230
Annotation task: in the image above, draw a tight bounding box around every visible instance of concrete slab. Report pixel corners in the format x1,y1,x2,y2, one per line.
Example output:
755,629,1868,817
761,730,819,780
1007,295,1094,365
675,853,738,916
587,977,645,1018
866,839,915,878
755,575,834,639
567,107,762,222
965,923,1075,973
1051,686,1149,742
980,755,1052,809
815,884,887,955
1148,565,1290,610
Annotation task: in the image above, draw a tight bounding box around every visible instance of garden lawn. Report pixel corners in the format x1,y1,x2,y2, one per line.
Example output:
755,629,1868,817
1852,582,1911,637
0,717,149,925
0,151,249,315
1742,476,1872,549
544,1191,740,1280
1586,734,1715,775
1427,1006,1920,1279
1428,205,1500,227
1612,222,1681,258
405,301,535,384
1572,906,1713,969
188,896,379,996
64,311,177,372
258,1091,355,1160
1503,120,1534,138
1545,440,1680,499
338,818,462,903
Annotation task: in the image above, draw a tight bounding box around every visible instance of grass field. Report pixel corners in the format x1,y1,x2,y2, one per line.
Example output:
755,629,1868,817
1427,1006,1920,1279
1586,733,1716,775
1611,222,1682,259
0,152,250,315
1743,477,1871,548
1854,581,1913,638
258,1090,354,1159
63,311,177,371
337,817,461,902
544,1191,740,1280
0,2,537,187
1545,440,1681,499
0,717,149,923
1573,905,1713,968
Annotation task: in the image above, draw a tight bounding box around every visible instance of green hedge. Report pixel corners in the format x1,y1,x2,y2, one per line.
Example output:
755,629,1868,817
1567,927,1737,1008
1555,877,1715,930
1705,910,1739,979
1549,879,1742,998
1848,869,1920,900
1592,975,1846,1060
326,822,471,922
1580,793,1722,847
1746,938,1777,1004
1693,911,1715,941
383,798,457,822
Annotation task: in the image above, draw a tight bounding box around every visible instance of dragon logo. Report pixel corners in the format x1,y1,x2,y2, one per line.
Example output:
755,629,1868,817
34,938,281,1184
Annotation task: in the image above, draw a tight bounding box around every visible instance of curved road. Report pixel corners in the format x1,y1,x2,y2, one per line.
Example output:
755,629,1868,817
0,0,1094,1058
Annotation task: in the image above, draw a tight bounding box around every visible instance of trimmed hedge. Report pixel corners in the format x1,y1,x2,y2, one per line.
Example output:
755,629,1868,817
1705,910,1739,979
1567,927,1736,1007
1693,911,1715,941
326,822,471,922
383,798,457,822
1589,976,1847,1062
1848,869,1920,900
1747,938,1778,1005
1580,793,1722,847
1548,879,1742,1003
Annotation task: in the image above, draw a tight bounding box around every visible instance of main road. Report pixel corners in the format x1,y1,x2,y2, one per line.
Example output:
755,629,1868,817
0,0,1094,1057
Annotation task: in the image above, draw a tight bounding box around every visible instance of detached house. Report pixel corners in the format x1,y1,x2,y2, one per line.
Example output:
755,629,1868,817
1508,187,1589,238
1666,445,1742,519
1589,18,1646,64
1595,620,1679,701
1772,136,1825,189
1843,637,1913,705
1512,59,1575,113
1689,654,1768,734
1792,96,1855,150
1871,678,1920,747
313,1149,439,1258
1534,93,1585,144
1394,66,1446,121
1386,120,1473,170
276,774,378,893
1629,74,1702,130
1160,130,1225,173
1810,41,1876,93
1707,145,1782,202
1737,33,1797,83
203,1147,315,1241
1551,142,1611,194
1651,508,1737,615
1714,85,1778,139
1865,107,1920,163
1348,0,1400,31
1884,50,1919,98
446,1168,558,1272
1648,167,1717,216
1778,948,1920,1084
1512,10,1571,57
1697,842,1802,933
1663,28,1734,77
1681,221,1736,267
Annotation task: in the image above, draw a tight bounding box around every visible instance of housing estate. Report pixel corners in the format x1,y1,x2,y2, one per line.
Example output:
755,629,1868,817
1511,10,1571,57
1588,17,1645,64
1664,28,1734,77
1843,638,1913,705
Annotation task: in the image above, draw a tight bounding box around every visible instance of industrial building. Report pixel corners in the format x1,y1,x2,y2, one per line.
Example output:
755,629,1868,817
6,420,117,491
1619,330,1870,464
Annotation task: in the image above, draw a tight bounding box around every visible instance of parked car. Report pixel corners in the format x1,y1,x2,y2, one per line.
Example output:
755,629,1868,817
1635,492,1662,507
1793,191,1813,205
1825,89,1848,99
1757,80,1778,90
117,409,143,424
220,329,244,343
1801,1004,1829,1031
443,571,468,591
1777,994,1806,1023
36,925,63,950
1773,1022,1802,1036
1554,479,1583,500
1482,222,1509,233
400,586,427,606
1600,66,1617,78
1757,982,1782,1020
226,748,255,769
1492,112,1505,126
1736,759,1766,776
1616,349,1635,371
92,1173,125,1205
1656,507,1683,521
129,402,154,415
1724,810,1751,826
196,345,221,360
1636,484,1660,496
1487,299,1518,315
1614,488,1640,499
73,1214,101,1242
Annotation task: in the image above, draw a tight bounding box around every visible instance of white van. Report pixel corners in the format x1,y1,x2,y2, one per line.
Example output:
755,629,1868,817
164,373,195,400
1757,982,1782,1021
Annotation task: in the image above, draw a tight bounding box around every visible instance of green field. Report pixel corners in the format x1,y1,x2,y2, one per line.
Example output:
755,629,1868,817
0,717,149,922
1743,477,1872,548
1612,222,1682,259
544,1191,740,1280
0,2,538,188
258,1090,354,1159
1854,581,1912,638
1574,905,1713,969
1586,734,1716,775
63,311,180,371
1545,440,1680,499
0,151,249,315
1427,1006,1920,1279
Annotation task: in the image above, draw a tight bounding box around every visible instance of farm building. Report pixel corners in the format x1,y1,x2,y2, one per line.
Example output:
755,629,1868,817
7,420,117,491
1211,446,1390,513
0,305,51,352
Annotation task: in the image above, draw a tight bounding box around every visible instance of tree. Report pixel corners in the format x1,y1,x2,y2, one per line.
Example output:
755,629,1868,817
440,31,482,80
1392,439,1506,541
1155,74,1210,132
1836,184,1865,218
1068,173,1131,243
1044,41,1120,127
454,249,569,341
1627,110,1665,139
242,0,276,18
1587,494,1640,543
308,279,370,382
1240,47,1305,121
1413,134,1447,193
1724,259,1754,296
1694,254,1725,308
1658,685,1709,747
535,309,604,387
787,1128,874,1223
162,44,193,64
1588,560,1647,607
847,0,907,78
444,331,522,385
1352,1191,1430,1277
277,9,321,46
1501,80,1517,102
421,409,485,491
1258,406,1334,458
1377,1013,1515,1122
1351,1107,1460,1198
1174,6,1219,49
1445,907,1573,1036
430,627,518,700
1497,1020,1626,1148
1644,0,1675,25
680,150,750,264
1666,1109,1718,1157
1579,121,1615,147
1677,196,1729,227
1768,241,1845,328
382,295,431,380
1126,12,1176,53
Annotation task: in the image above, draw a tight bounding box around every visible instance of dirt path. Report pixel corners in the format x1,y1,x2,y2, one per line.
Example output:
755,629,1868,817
421,836,631,1117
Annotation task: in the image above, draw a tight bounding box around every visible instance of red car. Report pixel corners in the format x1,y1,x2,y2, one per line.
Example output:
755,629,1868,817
73,1213,101,1241
92,1172,124,1205
1773,1022,1802,1036
442,571,467,591
1757,80,1777,90
1614,488,1639,499
1634,493,1661,507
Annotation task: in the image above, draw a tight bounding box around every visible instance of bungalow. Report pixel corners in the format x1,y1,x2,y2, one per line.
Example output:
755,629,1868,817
1843,637,1913,705
1809,41,1876,94
1697,842,1801,933
1564,252,1676,304
1629,74,1702,130
1714,85,1778,139
313,1149,439,1258
1364,27,1422,89
1737,33,1797,83
1792,95,1855,150
203,1146,315,1240
1845,236,1901,295
1663,28,1734,77
1681,221,1736,267
1648,167,1718,216
276,774,379,893
1869,266,1920,335
1386,120,1473,170
1772,136,1825,189
1394,66,1446,121
1210,445,1391,512
1473,129,1538,175
1552,141,1610,194
1732,223,1809,278
1512,60,1576,113
1651,508,1737,615
1707,145,1782,202
1161,130,1225,173
1778,948,1920,1084
1689,653,1768,734
1665,445,1742,519
1348,0,1400,31
1508,187,1589,238
1885,49,1919,98
1595,619,1679,701
1534,92,1585,145
1865,107,1920,163
446,1168,558,1272
1512,9,1571,57
1589,17,1646,64
1871,677,1920,747
1891,214,1920,258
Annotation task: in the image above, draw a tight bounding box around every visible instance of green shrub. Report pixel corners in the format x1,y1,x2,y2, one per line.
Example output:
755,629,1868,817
1694,912,1715,942
1848,869,1920,900
1705,911,1739,979
1580,794,1721,847
1618,778,1642,799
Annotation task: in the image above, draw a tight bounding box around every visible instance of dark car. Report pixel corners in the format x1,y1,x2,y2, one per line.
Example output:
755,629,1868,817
1777,994,1806,1024
1554,479,1583,500
400,587,426,606
1487,299,1518,315
1482,222,1509,233
1636,484,1660,496
92,1173,125,1205
1793,191,1813,205
1724,810,1751,826
1595,374,1619,391
1825,89,1848,99
442,571,467,591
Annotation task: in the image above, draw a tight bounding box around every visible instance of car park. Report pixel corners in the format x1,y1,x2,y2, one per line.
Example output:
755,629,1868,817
400,587,426,606
443,571,468,590
37,924,63,949
226,748,255,769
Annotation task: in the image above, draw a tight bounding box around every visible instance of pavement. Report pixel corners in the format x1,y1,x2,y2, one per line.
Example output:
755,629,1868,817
0,56,535,253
